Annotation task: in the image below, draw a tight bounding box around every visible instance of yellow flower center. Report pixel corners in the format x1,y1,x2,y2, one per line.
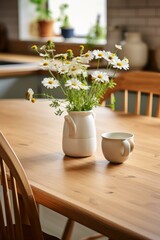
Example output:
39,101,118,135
43,62,49,66
48,80,54,84
98,74,103,78
98,53,103,57
109,54,115,60
124,57,129,63
71,66,77,71
66,61,71,64
85,53,90,57
117,62,122,66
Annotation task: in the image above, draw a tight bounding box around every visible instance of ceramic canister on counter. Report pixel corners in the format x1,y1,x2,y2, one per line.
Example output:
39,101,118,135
121,32,148,70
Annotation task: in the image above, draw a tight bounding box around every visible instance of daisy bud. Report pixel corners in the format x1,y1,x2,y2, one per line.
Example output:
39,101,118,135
26,88,34,101
31,45,38,51
47,40,55,47
31,98,36,103
67,49,73,59
80,45,84,55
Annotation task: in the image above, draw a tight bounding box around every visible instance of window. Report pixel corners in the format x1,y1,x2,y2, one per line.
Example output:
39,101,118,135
49,0,107,37
18,0,107,43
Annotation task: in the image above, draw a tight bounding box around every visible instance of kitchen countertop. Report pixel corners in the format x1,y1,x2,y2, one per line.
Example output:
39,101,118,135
0,53,41,77
0,53,105,78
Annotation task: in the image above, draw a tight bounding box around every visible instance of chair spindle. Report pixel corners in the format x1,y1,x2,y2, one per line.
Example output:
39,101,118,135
147,93,153,116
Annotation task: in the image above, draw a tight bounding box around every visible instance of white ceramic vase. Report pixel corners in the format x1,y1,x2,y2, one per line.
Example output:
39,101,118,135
62,111,97,157
121,32,148,70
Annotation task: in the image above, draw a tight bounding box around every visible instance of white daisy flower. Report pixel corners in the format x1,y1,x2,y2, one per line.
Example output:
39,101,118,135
81,51,94,63
40,59,52,70
26,88,34,101
91,71,109,83
121,57,129,70
112,58,124,70
42,78,60,89
93,50,106,59
67,64,83,76
72,56,82,63
115,44,122,50
57,65,69,74
65,78,82,90
50,59,63,71
103,51,119,63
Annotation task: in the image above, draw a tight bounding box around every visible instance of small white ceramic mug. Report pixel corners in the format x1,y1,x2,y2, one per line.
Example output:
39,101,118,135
101,132,135,163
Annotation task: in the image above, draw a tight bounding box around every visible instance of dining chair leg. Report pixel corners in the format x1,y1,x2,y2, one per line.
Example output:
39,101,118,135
62,219,75,240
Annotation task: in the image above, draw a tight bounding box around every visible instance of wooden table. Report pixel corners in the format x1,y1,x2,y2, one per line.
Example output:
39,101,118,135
0,99,160,240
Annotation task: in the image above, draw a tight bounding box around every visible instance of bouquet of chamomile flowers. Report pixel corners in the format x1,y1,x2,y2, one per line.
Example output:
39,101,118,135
26,40,129,115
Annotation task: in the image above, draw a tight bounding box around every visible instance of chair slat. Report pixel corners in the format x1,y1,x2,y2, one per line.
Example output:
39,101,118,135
0,133,44,240
124,90,128,113
147,93,153,117
10,172,24,240
156,96,160,118
135,91,141,115
101,71,160,117
0,195,7,239
1,159,15,240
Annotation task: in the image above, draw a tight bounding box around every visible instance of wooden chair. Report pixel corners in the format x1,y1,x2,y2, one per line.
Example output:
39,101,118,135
0,131,70,240
0,131,103,240
101,71,160,117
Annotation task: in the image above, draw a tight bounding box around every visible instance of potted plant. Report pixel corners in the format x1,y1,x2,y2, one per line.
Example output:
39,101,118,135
30,0,54,37
87,14,106,46
57,3,74,39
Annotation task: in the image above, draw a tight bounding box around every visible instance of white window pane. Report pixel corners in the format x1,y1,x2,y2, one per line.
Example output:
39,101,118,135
18,0,107,41
49,0,107,36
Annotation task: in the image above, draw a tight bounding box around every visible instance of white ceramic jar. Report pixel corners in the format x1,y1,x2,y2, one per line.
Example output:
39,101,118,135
107,26,122,52
121,32,148,70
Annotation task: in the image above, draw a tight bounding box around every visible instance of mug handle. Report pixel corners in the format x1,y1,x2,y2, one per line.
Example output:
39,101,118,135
121,140,130,157
122,139,134,157
128,139,135,152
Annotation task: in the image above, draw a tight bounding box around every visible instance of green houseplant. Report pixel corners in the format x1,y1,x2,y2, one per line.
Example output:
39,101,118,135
30,0,54,37
87,14,106,46
57,3,74,39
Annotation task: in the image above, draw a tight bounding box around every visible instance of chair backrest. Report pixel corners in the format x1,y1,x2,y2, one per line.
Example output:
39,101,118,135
101,71,160,117
0,131,44,240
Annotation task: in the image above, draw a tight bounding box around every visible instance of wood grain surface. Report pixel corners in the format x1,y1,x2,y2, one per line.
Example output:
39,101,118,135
0,100,160,240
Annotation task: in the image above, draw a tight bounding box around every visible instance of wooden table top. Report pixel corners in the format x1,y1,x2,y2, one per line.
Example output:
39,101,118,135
0,99,160,240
